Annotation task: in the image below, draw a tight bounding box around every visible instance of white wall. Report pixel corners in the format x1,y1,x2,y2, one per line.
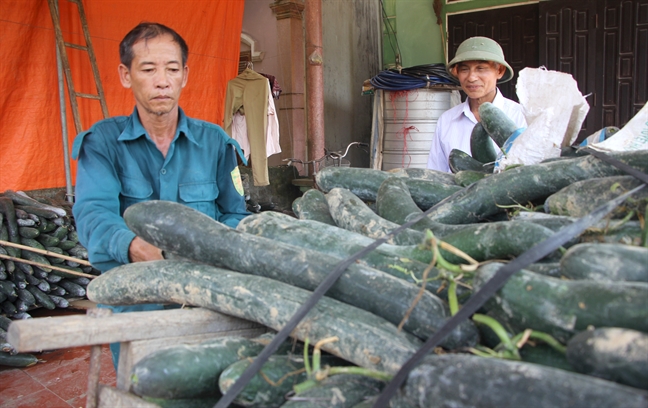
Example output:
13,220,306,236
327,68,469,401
242,0,280,79
321,0,381,168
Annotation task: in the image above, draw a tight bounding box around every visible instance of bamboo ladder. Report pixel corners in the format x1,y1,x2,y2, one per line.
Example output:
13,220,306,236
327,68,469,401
47,0,108,203
47,0,108,133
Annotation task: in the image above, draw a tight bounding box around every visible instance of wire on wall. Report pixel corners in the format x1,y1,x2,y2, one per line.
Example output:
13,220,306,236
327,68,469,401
380,0,402,69
432,0,447,62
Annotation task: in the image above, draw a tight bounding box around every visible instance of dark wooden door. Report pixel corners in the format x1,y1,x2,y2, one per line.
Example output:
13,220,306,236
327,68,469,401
540,0,647,140
539,0,598,139
598,0,648,126
447,4,540,103
449,0,647,143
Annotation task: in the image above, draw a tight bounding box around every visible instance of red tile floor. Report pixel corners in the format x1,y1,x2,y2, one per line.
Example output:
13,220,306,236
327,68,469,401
0,308,117,408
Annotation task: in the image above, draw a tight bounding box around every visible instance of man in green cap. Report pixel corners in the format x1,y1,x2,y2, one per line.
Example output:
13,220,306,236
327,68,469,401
427,36,527,172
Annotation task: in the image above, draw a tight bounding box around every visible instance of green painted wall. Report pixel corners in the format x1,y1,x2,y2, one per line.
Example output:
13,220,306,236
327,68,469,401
382,0,537,68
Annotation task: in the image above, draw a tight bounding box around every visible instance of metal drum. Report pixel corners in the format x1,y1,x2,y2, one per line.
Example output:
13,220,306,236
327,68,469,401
382,88,456,170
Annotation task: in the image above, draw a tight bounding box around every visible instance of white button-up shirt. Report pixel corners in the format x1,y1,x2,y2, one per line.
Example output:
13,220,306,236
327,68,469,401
427,89,527,172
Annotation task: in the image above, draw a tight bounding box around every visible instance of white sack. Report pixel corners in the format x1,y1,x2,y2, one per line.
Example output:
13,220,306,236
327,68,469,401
495,67,589,171
589,101,648,152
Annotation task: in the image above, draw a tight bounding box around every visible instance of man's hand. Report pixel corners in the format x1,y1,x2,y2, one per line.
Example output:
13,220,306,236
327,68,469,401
128,236,164,263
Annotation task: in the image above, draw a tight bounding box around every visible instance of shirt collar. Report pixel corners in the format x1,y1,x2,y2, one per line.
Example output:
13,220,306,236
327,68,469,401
454,88,503,122
118,107,198,146
491,88,507,109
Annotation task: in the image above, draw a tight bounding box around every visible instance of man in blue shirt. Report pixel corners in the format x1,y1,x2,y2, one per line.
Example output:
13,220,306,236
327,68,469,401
72,22,249,367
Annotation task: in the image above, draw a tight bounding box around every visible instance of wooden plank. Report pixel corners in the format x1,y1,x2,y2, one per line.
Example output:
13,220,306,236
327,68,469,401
116,326,268,391
7,307,263,352
68,299,98,310
97,385,159,408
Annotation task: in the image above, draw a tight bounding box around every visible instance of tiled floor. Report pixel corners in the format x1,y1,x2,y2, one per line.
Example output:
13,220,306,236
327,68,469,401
0,309,116,408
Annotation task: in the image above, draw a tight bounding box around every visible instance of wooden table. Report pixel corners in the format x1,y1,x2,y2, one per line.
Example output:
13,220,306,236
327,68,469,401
7,307,266,407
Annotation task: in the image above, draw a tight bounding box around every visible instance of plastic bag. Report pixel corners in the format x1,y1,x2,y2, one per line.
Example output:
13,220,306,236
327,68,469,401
578,126,619,147
494,67,589,171
588,101,648,152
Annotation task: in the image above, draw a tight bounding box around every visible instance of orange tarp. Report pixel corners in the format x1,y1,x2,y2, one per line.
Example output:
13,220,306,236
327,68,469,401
0,0,244,191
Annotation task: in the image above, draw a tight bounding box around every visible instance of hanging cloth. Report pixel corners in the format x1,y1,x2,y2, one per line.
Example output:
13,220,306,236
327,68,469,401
231,80,281,161
260,72,282,99
224,68,270,186
266,87,281,156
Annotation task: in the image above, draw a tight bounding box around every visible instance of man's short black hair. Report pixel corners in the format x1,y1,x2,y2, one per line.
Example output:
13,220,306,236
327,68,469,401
119,22,189,69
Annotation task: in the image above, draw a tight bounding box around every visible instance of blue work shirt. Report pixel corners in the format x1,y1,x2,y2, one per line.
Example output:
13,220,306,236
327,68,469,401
72,107,250,273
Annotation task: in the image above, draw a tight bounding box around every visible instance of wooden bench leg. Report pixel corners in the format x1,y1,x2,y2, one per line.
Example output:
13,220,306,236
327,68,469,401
86,344,103,408
116,340,133,391
86,308,113,408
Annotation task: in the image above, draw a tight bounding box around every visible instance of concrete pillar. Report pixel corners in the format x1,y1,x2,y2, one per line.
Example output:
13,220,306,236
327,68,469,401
270,0,307,174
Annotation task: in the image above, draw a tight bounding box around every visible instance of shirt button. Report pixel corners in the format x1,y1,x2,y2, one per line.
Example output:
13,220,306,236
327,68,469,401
160,169,167,175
